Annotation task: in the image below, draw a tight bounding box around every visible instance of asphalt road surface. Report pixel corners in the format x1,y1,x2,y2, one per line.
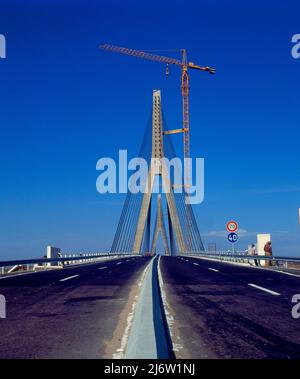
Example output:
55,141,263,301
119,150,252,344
160,256,300,359
0,256,150,359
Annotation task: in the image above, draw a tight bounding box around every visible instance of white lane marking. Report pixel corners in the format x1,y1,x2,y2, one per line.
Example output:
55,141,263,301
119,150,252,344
126,260,130,262
273,270,300,278
194,256,300,279
248,283,280,296
116,262,122,265
0,270,42,280
185,260,189,262
98,266,107,270
208,268,219,272
193,262,199,266
59,274,80,282
0,273,29,280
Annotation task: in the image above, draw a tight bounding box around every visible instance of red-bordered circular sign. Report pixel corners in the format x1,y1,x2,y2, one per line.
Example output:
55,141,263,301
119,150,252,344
226,220,238,232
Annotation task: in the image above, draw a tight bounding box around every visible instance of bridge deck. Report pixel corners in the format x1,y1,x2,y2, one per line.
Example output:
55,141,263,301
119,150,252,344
1,255,300,358
0,257,150,359
160,256,300,359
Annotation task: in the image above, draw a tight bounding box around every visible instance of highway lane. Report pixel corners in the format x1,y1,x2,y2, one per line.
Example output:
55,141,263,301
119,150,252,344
160,256,300,359
0,256,150,359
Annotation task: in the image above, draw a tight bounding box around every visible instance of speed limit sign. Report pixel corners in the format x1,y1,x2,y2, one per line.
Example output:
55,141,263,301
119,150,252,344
227,232,239,243
226,220,238,232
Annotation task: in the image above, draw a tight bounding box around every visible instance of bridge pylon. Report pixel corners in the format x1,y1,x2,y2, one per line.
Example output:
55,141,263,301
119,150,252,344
132,90,186,255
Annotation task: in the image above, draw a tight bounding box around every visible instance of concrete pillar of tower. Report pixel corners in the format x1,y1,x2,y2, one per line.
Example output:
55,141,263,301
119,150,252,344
133,89,185,254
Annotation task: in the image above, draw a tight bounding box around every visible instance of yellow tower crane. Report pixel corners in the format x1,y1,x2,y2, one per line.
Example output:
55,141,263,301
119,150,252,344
99,43,215,185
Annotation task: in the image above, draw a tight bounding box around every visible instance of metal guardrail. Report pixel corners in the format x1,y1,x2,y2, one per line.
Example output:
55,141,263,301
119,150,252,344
187,251,300,267
0,253,136,276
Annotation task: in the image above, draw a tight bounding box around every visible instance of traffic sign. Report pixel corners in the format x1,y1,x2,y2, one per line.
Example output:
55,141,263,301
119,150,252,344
226,220,238,232
227,232,238,243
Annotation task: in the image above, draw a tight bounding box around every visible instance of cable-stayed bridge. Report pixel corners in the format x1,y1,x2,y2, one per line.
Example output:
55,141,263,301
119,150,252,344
111,89,204,256
0,91,300,360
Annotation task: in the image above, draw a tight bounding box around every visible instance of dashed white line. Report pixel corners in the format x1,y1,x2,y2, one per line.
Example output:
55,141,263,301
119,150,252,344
208,268,219,272
59,274,80,282
273,270,300,278
193,262,199,266
0,272,38,280
248,283,280,296
98,266,107,270
116,262,122,265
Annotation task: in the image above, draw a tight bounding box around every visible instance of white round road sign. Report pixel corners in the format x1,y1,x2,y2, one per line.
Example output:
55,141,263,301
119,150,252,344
226,220,238,232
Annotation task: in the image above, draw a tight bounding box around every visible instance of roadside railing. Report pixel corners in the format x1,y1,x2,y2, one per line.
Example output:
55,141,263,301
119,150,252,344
0,252,136,277
186,251,300,270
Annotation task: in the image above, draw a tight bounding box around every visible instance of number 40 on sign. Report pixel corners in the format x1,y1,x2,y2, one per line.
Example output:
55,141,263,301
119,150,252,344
227,232,238,243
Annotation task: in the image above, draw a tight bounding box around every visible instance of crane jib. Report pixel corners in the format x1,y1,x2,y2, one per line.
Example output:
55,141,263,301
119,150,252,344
100,44,182,66
100,42,215,183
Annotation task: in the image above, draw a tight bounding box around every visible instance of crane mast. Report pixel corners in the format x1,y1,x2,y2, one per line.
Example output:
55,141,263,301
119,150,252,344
181,49,190,173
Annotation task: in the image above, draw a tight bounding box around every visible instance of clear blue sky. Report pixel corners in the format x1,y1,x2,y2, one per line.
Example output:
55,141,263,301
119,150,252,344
0,0,300,259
